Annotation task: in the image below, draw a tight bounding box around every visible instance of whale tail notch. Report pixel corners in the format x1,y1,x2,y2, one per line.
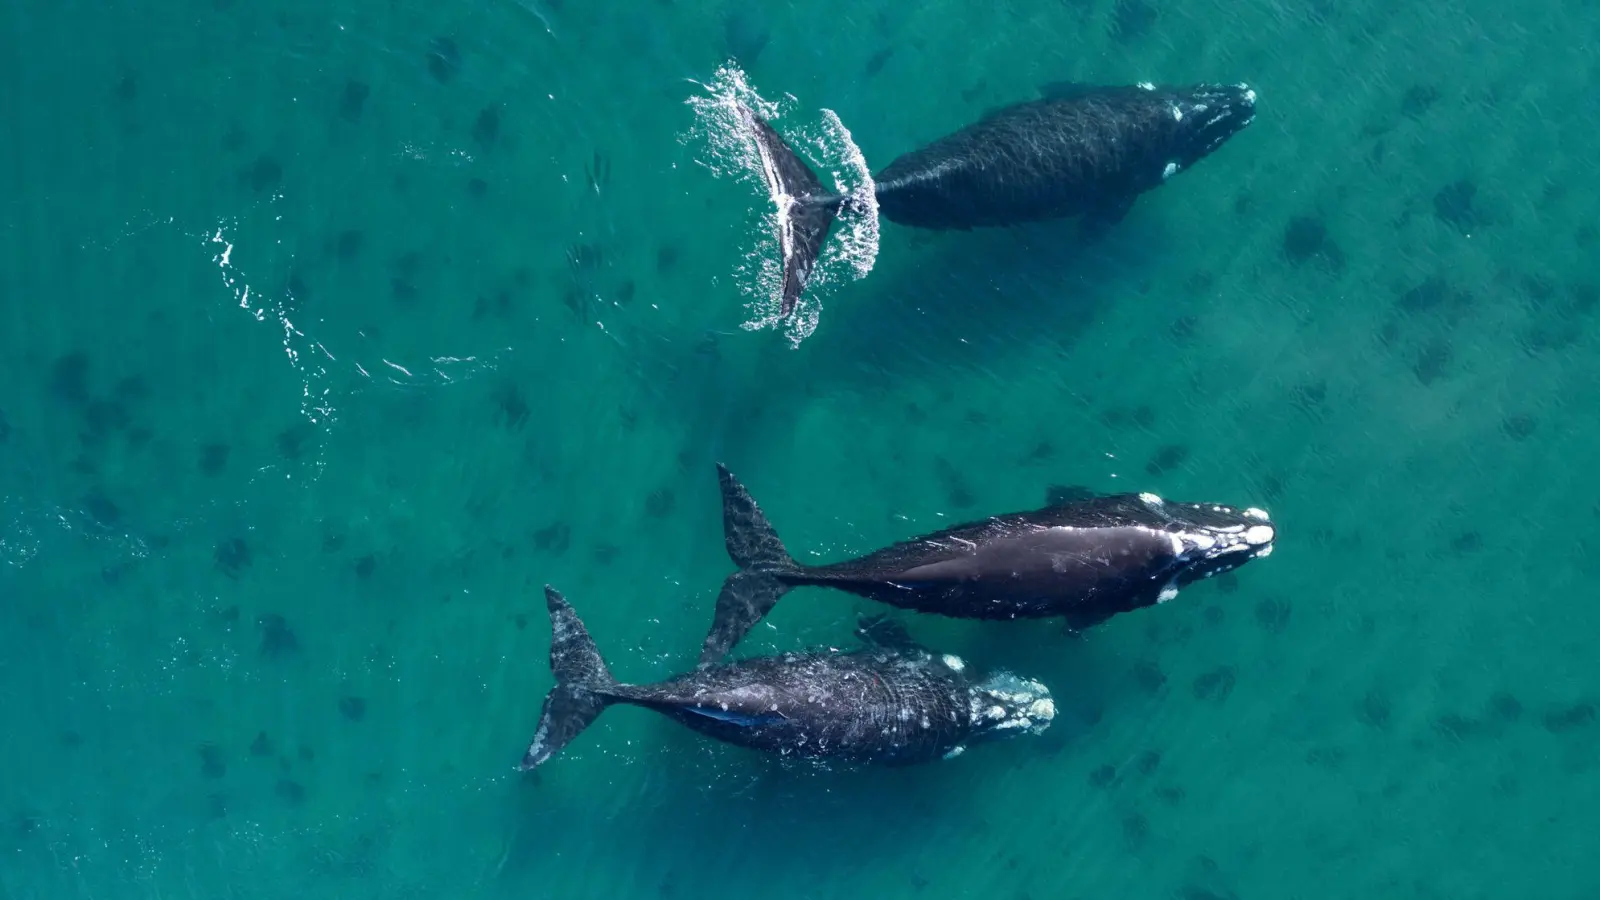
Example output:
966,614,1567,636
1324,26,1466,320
700,463,802,666
520,586,623,772
737,103,846,318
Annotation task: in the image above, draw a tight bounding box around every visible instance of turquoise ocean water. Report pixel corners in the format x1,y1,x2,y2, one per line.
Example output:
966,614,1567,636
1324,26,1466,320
3,0,1599,897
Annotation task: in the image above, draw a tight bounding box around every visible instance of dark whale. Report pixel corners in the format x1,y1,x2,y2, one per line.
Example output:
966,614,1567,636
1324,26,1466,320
699,464,1276,664
520,586,1055,771
739,81,1258,316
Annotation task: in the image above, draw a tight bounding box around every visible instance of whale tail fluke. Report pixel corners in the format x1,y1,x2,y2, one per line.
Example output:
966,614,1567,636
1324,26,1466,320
520,586,623,771
700,463,801,666
737,103,846,319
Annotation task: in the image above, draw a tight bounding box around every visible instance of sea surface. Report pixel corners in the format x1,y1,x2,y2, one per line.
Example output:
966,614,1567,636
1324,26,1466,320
3,0,1598,897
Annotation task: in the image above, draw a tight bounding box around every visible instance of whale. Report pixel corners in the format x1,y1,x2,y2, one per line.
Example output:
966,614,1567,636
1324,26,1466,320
699,464,1276,665
738,80,1258,316
519,585,1055,771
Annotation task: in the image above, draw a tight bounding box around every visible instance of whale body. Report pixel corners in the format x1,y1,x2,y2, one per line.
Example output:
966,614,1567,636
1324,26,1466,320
520,586,1055,771
740,81,1258,316
699,463,1276,665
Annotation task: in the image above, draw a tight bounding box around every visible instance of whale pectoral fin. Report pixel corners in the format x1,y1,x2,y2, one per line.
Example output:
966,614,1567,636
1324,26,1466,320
1062,605,1116,633
855,613,918,651
1041,82,1155,102
1045,484,1109,507
1081,195,1137,240
1038,81,1105,100
978,83,1110,119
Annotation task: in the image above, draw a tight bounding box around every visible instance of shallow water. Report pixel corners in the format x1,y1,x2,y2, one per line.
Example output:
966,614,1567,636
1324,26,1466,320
3,0,1599,897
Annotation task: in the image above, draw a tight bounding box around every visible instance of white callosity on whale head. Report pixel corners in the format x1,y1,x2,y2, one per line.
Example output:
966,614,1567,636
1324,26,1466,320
941,654,966,672
1132,498,1278,583
1245,521,1276,558
971,677,1055,736
1164,512,1275,566
1162,161,1180,180
1014,695,1056,735
966,675,1056,733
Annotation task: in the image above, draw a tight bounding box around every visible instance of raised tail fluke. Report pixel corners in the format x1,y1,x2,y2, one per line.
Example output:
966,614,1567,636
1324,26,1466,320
520,586,621,772
698,463,800,666
738,103,845,318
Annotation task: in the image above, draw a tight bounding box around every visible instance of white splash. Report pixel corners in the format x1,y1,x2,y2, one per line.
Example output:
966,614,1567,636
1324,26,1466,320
206,222,335,480
0,497,39,567
682,62,879,347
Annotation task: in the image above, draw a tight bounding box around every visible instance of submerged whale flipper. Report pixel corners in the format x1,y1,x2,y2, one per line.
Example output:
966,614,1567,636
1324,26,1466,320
737,104,845,318
520,586,621,771
1037,80,1107,101
977,82,1123,119
1082,195,1137,238
855,613,918,651
1044,484,1112,507
700,463,802,666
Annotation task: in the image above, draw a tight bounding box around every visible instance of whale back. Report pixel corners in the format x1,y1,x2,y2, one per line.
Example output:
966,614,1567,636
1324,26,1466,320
632,649,977,765
795,491,1277,625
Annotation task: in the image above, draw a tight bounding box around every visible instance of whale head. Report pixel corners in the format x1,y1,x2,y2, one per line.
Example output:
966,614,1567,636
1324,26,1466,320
1165,83,1257,173
1136,493,1276,591
968,672,1056,741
